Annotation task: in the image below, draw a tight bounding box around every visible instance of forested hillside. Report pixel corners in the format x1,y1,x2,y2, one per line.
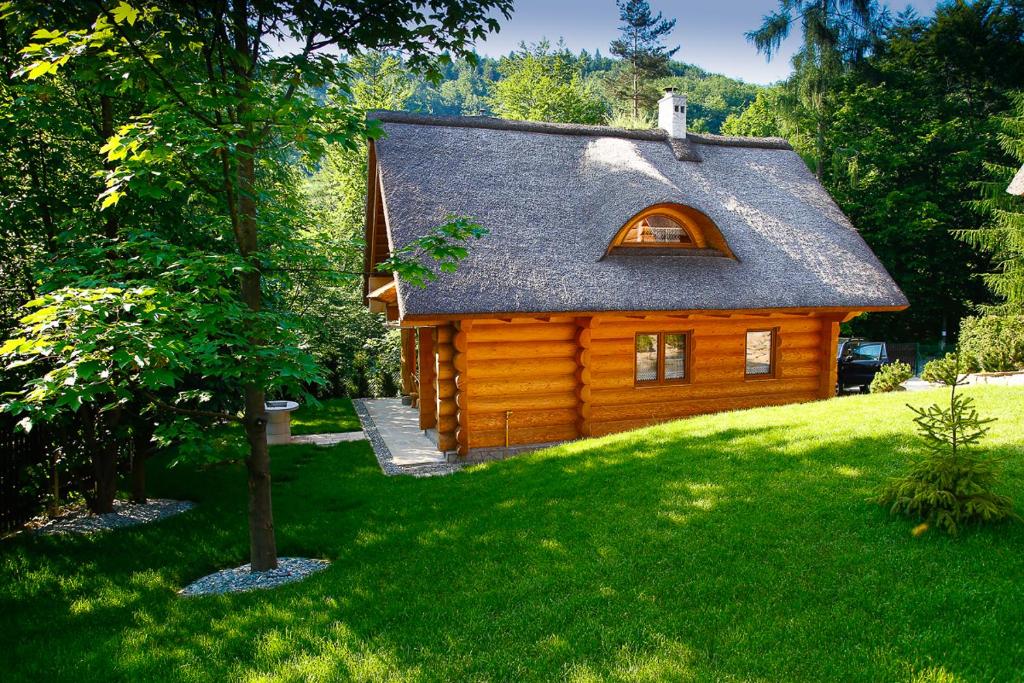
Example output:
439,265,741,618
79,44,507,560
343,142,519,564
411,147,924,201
386,48,762,134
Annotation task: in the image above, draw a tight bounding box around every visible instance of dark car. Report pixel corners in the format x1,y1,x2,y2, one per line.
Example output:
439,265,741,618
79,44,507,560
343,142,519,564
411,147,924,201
837,338,889,393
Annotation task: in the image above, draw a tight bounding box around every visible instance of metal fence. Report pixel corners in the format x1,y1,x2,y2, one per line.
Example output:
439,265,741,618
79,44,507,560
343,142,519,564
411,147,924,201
888,341,949,375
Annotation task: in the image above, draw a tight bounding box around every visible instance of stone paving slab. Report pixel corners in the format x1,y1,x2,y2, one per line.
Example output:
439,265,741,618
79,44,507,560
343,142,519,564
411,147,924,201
363,399,449,466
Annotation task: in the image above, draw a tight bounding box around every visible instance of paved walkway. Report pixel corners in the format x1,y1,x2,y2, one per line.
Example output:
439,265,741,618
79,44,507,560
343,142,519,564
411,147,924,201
353,399,460,477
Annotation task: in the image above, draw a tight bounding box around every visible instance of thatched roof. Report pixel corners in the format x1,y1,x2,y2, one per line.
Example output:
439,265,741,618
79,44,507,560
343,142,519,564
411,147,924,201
1009,165,1024,196
370,111,908,318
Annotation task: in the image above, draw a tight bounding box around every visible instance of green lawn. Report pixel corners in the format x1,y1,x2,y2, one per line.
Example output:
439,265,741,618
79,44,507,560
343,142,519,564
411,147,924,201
3,387,1024,682
290,397,361,435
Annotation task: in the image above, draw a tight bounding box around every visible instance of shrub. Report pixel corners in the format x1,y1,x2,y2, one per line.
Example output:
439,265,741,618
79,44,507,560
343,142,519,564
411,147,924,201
606,110,657,130
878,357,1016,535
921,353,959,385
362,328,402,398
870,360,912,393
958,314,1024,373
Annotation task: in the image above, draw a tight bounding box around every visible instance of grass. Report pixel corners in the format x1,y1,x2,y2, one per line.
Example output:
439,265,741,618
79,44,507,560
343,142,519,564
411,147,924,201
290,397,361,435
2,386,1023,681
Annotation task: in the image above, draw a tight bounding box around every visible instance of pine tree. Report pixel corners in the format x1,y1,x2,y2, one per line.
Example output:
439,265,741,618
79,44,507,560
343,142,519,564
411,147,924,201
607,0,678,118
746,0,887,178
878,354,1015,535
960,91,1024,312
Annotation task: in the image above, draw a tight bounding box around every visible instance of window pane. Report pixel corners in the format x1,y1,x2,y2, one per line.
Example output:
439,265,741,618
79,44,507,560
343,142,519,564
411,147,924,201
664,333,687,380
629,214,692,244
850,343,882,361
636,334,658,382
745,330,774,376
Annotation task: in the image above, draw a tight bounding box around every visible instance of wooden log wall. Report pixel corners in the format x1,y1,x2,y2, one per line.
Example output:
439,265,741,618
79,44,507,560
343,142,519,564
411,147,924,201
576,318,593,438
454,321,471,457
430,312,840,451
435,324,457,452
586,313,832,437
417,328,436,430
462,317,581,449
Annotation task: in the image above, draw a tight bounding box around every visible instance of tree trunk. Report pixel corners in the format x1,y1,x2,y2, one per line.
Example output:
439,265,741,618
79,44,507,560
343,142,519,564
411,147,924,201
631,32,639,119
91,407,122,514
244,384,276,570
130,419,155,504
236,150,276,571
230,0,276,572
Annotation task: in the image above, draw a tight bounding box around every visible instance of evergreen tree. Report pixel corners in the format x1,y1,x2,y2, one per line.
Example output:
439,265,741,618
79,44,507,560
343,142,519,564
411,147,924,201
878,354,1014,535
606,0,678,118
961,91,1024,312
747,0,888,178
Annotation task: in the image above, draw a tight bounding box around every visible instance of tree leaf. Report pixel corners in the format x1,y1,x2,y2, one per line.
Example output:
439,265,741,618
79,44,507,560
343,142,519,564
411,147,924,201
26,61,52,80
111,1,139,26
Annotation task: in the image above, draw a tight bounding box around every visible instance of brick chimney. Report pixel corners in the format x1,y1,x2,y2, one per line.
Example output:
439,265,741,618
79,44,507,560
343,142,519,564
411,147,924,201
658,88,687,139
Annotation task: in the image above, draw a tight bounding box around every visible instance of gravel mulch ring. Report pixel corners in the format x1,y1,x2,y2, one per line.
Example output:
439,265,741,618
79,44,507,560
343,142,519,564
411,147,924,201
179,557,330,596
32,498,195,536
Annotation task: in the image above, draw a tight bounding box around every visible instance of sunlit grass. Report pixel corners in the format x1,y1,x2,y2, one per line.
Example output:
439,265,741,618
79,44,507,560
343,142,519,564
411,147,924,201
2,387,1023,681
290,397,361,435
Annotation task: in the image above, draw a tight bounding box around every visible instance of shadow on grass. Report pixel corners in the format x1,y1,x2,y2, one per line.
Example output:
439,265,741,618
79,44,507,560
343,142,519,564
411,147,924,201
2,389,1023,681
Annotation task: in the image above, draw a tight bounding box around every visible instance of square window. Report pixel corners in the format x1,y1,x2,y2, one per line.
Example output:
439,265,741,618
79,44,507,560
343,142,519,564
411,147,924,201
745,330,775,377
635,332,689,385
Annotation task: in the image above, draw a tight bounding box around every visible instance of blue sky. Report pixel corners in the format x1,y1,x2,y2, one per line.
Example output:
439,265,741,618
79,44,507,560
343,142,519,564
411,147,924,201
475,0,941,84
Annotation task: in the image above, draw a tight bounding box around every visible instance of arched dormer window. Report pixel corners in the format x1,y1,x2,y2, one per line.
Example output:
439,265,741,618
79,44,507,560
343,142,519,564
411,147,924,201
605,203,735,259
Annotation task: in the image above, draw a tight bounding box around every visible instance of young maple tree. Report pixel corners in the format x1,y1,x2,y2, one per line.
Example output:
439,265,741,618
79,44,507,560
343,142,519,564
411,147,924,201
3,0,508,570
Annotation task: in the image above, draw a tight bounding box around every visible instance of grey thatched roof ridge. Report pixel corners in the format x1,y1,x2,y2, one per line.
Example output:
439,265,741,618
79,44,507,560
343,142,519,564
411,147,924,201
369,110,792,153
372,116,907,317
688,131,793,150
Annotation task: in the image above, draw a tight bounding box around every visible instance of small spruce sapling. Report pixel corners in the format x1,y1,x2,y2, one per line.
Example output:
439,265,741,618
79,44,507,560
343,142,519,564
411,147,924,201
878,353,1015,534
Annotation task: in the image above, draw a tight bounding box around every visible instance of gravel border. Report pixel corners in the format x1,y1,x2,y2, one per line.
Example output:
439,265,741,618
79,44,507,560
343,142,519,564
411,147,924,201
32,498,195,536
290,431,366,446
352,399,461,478
179,557,330,597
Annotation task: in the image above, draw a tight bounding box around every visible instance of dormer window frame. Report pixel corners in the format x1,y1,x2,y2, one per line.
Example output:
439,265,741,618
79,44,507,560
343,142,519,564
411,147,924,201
620,212,699,249
605,202,736,259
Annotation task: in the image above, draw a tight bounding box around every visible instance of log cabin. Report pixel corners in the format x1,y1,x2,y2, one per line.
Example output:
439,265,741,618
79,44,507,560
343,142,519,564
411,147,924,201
363,90,908,459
